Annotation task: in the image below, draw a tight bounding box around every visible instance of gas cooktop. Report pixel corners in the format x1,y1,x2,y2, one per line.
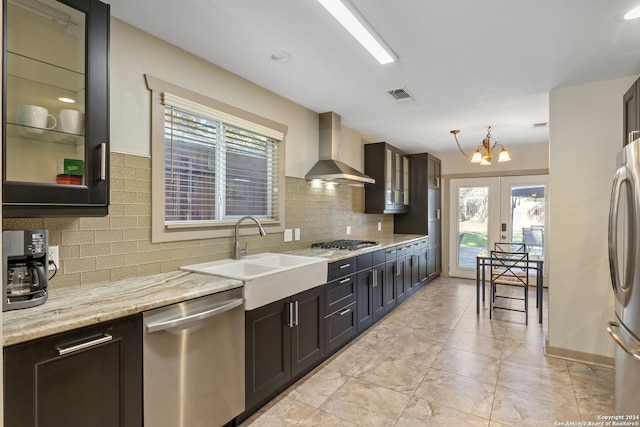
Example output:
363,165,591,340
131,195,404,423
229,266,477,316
311,239,380,251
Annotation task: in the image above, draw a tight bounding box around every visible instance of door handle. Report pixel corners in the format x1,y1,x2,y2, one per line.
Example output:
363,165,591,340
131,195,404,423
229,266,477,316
608,321,640,360
145,298,244,332
294,301,299,326
99,142,107,180
56,334,113,356
608,165,635,306
287,302,295,328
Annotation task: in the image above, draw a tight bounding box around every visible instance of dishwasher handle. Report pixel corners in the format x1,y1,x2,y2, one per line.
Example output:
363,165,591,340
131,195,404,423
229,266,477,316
145,297,244,333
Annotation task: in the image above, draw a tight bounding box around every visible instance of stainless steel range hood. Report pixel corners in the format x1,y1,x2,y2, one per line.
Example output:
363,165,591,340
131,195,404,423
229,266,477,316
304,112,375,184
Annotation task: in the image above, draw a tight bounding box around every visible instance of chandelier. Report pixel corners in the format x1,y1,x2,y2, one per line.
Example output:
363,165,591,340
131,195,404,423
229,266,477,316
451,126,511,165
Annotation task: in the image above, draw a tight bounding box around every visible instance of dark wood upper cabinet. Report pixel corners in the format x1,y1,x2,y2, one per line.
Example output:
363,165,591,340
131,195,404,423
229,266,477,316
3,0,110,217
623,78,640,147
364,142,409,214
395,153,441,280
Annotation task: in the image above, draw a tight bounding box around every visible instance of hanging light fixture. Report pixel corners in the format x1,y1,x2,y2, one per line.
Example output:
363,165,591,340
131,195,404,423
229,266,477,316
451,126,511,166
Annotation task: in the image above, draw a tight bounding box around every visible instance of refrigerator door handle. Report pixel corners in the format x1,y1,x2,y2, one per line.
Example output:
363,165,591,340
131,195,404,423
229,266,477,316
608,321,640,361
608,165,635,306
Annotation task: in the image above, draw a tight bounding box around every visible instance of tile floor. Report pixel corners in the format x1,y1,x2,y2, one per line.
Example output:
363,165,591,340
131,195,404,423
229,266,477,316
240,277,614,427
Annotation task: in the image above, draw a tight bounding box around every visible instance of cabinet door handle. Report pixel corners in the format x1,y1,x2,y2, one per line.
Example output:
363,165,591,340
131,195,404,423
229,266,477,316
99,142,107,180
339,263,351,269
294,301,299,326
338,308,351,316
287,302,294,328
435,177,441,188
56,333,113,356
372,270,377,287
396,261,401,276
339,277,351,284
436,209,441,220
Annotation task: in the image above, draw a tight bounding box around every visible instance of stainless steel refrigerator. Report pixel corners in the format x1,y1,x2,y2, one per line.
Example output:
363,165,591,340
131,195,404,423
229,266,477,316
608,137,640,414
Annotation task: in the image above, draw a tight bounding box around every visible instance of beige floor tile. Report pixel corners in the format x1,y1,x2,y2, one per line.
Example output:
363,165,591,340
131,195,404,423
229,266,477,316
454,317,509,339
376,333,444,367
491,384,581,427
501,339,567,372
301,409,358,426
568,361,615,421
431,348,501,384
414,368,495,419
444,329,505,358
287,368,349,408
242,396,317,427
319,377,411,427
497,360,574,400
395,396,490,426
323,346,376,376
354,353,429,394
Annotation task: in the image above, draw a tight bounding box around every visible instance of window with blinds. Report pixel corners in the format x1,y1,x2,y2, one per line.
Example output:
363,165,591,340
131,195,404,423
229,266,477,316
163,103,280,224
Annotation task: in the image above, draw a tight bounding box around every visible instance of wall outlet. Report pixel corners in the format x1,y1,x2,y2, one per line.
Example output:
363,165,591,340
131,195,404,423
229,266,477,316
294,228,301,241
284,229,293,242
346,226,351,235
48,246,59,271
378,222,382,231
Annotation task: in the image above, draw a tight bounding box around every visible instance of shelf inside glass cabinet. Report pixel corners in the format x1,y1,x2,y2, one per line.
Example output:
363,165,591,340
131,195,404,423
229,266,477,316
6,51,85,93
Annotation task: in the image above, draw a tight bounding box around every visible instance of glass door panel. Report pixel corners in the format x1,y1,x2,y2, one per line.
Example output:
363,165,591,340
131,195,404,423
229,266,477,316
5,0,86,185
449,177,500,279
500,176,548,259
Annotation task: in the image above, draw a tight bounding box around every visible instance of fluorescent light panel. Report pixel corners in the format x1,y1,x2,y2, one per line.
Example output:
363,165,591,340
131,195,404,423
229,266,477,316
624,6,640,20
317,0,397,64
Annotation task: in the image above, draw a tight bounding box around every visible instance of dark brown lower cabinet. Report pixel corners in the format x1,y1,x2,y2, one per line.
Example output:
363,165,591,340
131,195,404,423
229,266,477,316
4,314,143,427
245,286,324,411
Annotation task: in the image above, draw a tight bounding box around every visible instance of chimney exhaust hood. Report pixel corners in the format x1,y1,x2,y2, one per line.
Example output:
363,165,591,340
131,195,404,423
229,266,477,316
304,112,375,184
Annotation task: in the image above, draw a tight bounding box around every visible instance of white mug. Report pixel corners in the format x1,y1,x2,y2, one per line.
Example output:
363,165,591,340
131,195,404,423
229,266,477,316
17,105,57,134
59,109,84,135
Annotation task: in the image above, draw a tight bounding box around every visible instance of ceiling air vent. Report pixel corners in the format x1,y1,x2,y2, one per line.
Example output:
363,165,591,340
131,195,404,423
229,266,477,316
386,87,415,104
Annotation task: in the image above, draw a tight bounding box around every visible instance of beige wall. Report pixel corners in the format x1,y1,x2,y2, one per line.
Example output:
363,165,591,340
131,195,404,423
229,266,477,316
548,75,638,360
110,18,369,179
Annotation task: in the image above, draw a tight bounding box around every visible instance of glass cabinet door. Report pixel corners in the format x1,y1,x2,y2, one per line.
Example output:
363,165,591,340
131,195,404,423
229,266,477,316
3,0,109,216
385,147,393,206
5,0,86,185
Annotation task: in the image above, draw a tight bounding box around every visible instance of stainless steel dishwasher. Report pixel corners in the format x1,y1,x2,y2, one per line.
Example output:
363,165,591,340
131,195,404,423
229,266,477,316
143,287,244,427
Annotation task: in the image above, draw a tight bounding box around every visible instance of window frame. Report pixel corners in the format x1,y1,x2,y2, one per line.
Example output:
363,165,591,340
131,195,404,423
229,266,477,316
146,75,287,243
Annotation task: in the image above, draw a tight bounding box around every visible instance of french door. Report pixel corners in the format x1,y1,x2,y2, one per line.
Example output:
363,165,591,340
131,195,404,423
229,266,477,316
449,175,548,280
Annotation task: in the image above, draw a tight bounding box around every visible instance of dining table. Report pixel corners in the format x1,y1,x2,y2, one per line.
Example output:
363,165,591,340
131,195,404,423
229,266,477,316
476,249,545,323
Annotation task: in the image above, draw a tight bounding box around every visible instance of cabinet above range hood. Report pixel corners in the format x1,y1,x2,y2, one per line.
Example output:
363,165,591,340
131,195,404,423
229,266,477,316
304,112,375,184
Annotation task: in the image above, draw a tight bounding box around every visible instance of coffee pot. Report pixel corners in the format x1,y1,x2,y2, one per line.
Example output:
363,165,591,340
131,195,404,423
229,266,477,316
2,230,48,311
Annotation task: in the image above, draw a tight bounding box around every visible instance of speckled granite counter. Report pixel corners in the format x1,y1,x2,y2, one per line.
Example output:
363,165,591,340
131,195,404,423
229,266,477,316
3,234,426,347
3,271,242,347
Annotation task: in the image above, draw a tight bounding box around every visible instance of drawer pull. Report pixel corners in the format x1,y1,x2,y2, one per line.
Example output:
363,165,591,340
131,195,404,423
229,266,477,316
339,263,351,269
339,277,351,284
388,250,396,254
338,308,351,316
56,334,113,356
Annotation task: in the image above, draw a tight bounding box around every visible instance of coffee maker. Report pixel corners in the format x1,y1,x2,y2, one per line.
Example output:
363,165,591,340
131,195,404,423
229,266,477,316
3,229,48,311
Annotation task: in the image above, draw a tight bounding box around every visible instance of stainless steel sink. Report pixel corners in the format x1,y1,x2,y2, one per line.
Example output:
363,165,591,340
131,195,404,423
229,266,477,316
181,253,328,310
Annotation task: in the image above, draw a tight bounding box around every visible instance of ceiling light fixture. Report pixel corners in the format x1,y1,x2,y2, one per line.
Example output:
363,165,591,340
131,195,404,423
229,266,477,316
316,0,397,64
451,127,511,166
624,6,640,20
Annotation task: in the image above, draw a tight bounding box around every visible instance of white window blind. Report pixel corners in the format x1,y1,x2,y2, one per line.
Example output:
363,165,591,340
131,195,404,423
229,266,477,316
162,94,281,225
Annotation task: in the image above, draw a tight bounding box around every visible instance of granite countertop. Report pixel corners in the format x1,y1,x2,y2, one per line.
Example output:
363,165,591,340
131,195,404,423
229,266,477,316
3,233,426,347
288,234,427,262
3,271,242,347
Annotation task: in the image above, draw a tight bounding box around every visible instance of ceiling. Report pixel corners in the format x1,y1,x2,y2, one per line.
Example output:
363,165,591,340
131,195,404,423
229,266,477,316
104,0,640,154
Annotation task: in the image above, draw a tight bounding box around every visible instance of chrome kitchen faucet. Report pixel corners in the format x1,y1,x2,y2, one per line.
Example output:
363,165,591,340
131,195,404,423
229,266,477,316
234,216,267,259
